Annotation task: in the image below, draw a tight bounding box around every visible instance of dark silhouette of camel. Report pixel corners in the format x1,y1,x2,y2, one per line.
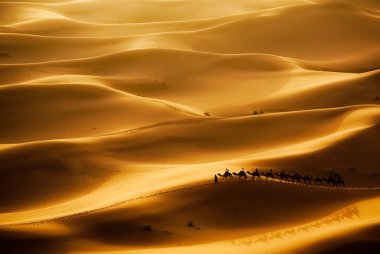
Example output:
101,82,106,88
275,170,290,182
217,172,233,181
214,167,347,188
290,172,302,184
302,174,312,185
261,170,275,181
324,175,338,187
313,177,324,185
247,169,261,181
233,171,248,180
331,171,346,188
336,178,346,188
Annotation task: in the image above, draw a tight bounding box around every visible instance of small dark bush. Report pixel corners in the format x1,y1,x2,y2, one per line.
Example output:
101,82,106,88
0,52,10,57
143,224,154,232
349,167,356,173
252,109,265,115
187,221,195,227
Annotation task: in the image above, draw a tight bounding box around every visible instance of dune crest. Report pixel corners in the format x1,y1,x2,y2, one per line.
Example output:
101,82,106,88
1,0,379,253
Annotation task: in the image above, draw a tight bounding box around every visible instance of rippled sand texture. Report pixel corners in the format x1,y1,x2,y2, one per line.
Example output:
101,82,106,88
1,0,380,253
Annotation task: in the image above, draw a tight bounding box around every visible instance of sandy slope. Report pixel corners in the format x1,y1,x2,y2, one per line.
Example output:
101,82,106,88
0,82,202,143
0,0,379,254
1,183,379,254
0,0,311,25
0,49,365,117
0,105,379,221
1,3,379,72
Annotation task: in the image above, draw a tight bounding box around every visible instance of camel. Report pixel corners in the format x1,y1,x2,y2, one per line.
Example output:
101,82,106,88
331,173,346,188
313,177,324,186
336,178,346,188
275,170,290,182
261,170,275,181
289,172,302,184
323,175,346,188
233,171,248,180
302,174,312,185
213,168,347,188
324,176,338,187
247,169,261,181
217,172,233,181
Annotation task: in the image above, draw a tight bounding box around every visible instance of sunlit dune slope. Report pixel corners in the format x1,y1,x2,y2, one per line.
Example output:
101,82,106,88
96,105,380,164
0,105,379,219
256,70,380,111
0,49,299,85
64,183,379,248
0,0,379,253
2,49,372,118
1,3,379,72
96,196,380,254
0,0,310,25
0,83,202,143
1,183,379,254
249,119,380,187
315,0,380,9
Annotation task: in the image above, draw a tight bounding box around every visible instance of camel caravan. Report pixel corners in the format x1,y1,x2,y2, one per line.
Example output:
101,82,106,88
215,168,346,188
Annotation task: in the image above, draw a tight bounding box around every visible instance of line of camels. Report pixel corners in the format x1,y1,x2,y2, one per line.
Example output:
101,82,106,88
216,168,346,188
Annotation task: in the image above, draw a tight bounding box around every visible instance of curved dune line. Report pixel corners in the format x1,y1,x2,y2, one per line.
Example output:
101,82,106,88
0,2,379,60
101,105,380,138
0,1,379,253
2,1,344,39
2,2,379,39
0,0,313,25
0,106,378,225
0,47,301,67
97,196,380,254
0,104,378,149
0,81,206,117
0,83,205,144
0,3,294,27
259,69,378,102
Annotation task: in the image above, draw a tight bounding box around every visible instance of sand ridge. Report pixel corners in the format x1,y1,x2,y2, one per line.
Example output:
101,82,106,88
0,0,379,253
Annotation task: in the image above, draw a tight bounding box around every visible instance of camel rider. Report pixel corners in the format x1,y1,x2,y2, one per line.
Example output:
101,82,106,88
225,168,230,174
241,168,245,173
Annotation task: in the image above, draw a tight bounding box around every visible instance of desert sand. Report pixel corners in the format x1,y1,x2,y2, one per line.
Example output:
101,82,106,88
0,0,380,253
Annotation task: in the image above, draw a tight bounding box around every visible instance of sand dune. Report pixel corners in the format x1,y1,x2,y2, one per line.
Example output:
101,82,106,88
0,49,300,84
0,0,310,25
0,83,202,143
1,0,379,253
0,49,364,117
315,0,380,9
255,70,380,111
0,105,379,220
96,105,380,163
1,182,379,254
1,3,379,72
